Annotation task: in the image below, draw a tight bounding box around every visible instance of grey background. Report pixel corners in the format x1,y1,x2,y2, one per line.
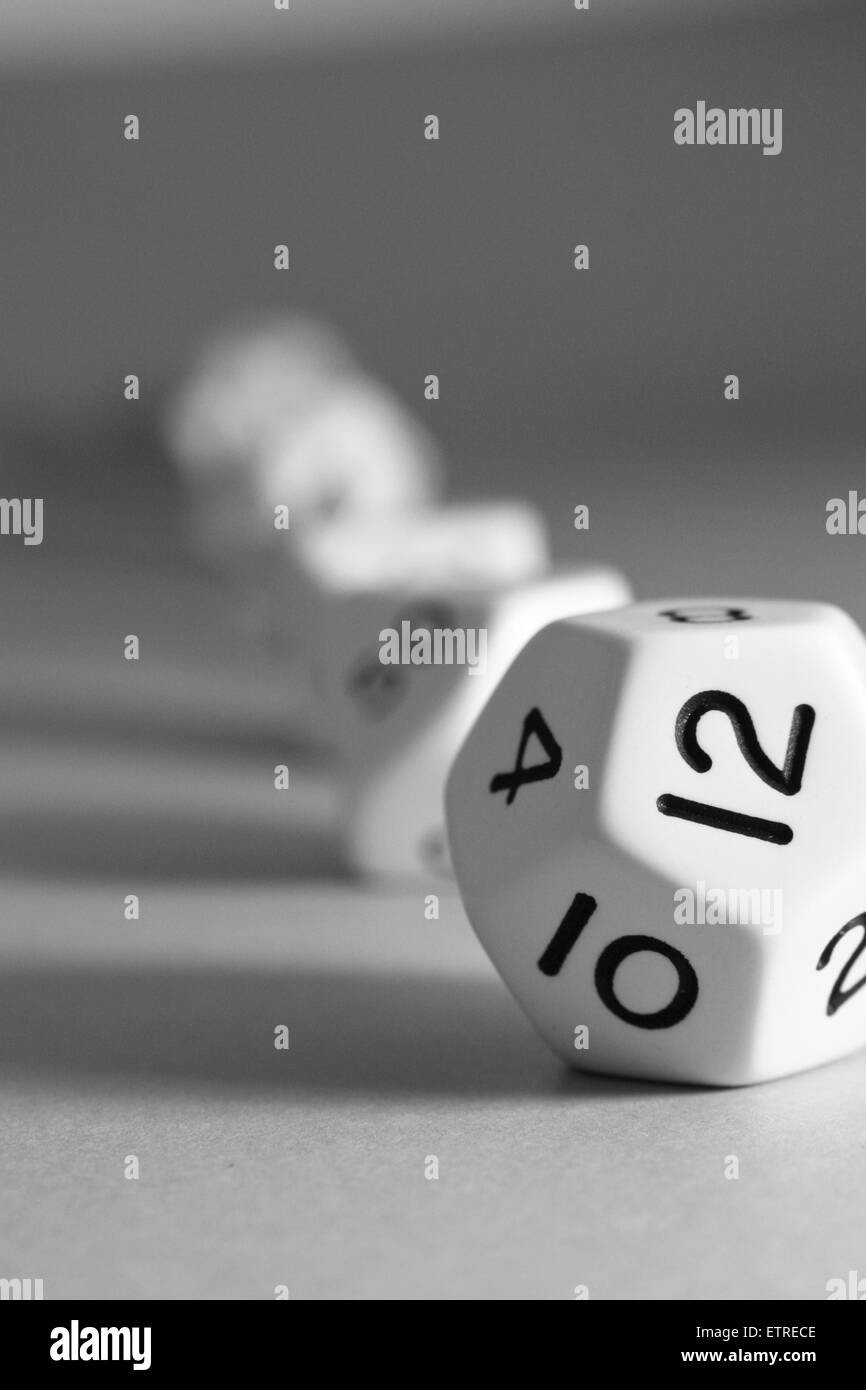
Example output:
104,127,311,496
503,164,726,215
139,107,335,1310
0,0,864,1301
2,0,863,602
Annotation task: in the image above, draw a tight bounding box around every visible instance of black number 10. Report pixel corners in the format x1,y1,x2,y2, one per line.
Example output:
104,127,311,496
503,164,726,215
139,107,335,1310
538,892,699,1030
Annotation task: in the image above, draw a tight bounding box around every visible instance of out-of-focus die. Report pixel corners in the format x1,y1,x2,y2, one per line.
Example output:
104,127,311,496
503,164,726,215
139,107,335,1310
293,501,549,597
446,599,866,1086
306,503,630,879
281,499,552,693
164,315,441,570
165,315,351,480
257,377,441,529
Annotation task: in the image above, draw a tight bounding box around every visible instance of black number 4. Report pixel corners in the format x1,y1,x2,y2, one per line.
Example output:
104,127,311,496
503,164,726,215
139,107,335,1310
490,707,563,805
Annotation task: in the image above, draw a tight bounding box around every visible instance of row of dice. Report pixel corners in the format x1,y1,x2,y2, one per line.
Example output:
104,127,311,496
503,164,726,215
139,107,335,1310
167,319,866,1086
165,316,630,879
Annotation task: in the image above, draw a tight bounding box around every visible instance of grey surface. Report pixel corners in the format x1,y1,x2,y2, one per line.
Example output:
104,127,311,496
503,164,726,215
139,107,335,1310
2,467,865,1299
0,529,861,1300
1,878,863,1300
2,536,864,1300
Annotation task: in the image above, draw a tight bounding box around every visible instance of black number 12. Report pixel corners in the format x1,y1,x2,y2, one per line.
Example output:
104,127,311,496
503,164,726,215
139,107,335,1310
657,690,815,844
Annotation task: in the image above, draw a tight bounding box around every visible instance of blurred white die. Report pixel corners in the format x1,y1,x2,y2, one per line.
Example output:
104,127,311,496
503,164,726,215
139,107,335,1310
306,505,629,878
446,598,866,1086
164,315,441,567
257,376,441,529
165,315,351,476
293,500,549,597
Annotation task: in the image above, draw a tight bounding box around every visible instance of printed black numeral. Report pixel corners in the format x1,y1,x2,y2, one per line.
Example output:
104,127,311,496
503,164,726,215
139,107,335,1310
403,600,458,632
658,690,815,844
537,892,597,976
417,827,451,876
347,660,405,719
346,600,457,720
595,936,699,1030
675,691,814,795
656,795,793,845
537,892,699,1030
659,606,752,624
817,913,866,1017
490,707,563,805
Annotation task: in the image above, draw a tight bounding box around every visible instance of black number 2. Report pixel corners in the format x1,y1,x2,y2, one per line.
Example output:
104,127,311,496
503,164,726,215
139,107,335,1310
537,891,698,1030
817,914,866,1017
657,690,815,844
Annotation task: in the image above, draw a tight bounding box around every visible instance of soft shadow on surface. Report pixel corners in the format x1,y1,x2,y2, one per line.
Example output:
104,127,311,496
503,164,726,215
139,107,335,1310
0,812,347,882
0,708,331,764
0,963,695,1101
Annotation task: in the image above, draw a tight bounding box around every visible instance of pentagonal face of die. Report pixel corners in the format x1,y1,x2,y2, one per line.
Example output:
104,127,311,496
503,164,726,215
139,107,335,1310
447,598,866,1084
446,621,627,897
456,837,769,1086
313,591,488,768
595,597,866,1081
339,569,631,879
